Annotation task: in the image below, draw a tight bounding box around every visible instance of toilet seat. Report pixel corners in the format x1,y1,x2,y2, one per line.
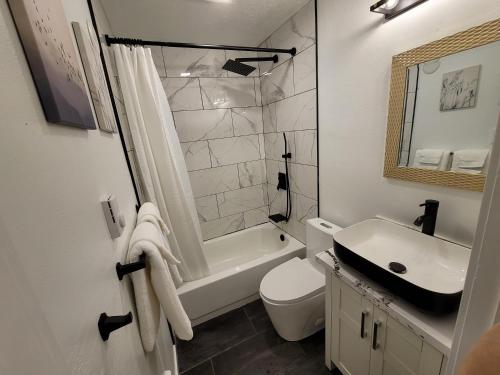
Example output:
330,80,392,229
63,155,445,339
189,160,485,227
260,257,325,304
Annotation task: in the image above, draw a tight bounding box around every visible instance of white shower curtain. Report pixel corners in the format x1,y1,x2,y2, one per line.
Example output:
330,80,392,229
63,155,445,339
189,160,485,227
113,45,209,281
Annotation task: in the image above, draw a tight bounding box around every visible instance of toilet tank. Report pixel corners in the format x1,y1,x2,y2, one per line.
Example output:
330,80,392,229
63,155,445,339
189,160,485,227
306,218,342,259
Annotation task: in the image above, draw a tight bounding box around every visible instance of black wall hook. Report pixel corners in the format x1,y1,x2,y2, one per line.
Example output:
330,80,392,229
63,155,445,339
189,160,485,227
116,253,146,280
98,312,133,341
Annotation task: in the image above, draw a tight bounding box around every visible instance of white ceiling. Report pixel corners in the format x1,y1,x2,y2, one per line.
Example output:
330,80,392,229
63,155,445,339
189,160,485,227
100,0,310,47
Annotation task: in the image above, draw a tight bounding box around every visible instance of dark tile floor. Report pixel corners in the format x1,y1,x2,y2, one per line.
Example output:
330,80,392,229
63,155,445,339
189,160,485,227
177,299,341,375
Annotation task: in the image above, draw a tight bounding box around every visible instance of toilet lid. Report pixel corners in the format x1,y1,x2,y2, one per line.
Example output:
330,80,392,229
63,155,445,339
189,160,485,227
260,257,325,304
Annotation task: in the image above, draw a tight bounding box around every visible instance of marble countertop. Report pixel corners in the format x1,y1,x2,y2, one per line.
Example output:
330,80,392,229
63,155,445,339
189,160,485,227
317,249,457,356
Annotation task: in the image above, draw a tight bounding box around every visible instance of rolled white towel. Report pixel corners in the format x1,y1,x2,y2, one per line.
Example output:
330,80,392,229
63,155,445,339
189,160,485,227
451,149,490,174
138,202,170,236
128,222,193,352
137,202,183,286
129,221,180,266
127,238,161,352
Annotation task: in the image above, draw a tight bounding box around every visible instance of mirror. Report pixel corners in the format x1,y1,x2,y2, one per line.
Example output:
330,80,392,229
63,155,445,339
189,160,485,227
398,41,500,173
384,18,500,191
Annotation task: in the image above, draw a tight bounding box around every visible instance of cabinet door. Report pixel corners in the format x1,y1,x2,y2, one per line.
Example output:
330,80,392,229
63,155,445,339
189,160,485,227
332,278,373,375
330,277,444,375
379,317,443,375
369,306,388,375
419,343,445,375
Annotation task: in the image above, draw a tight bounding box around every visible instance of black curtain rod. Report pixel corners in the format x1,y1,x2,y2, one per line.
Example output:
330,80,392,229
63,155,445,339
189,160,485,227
104,35,296,56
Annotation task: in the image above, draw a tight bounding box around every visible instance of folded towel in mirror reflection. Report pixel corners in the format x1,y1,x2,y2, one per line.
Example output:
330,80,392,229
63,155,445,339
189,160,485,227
128,221,193,352
451,149,490,174
412,149,451,170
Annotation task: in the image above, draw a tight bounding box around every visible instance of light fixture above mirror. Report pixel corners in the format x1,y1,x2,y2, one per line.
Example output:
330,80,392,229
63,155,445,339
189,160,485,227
370,0,428,20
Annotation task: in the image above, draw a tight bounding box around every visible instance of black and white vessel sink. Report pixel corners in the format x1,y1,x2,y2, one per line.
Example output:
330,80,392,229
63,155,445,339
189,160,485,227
333,219,470,314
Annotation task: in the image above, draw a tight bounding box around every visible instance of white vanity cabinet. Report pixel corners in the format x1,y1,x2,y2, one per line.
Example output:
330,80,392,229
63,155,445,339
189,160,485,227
330,275,445,375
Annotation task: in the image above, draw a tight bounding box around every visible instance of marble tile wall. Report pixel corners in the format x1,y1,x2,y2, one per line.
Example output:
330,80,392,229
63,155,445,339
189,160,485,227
154,45,269,240
259,0,318,244
111,0,317,243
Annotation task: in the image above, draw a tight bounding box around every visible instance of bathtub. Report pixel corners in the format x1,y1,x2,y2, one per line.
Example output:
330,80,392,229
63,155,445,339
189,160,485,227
177,222,305,325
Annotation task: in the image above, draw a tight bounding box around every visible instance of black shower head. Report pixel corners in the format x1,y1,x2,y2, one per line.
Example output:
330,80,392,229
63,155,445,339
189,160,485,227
222,55,279,76
222,59,257,76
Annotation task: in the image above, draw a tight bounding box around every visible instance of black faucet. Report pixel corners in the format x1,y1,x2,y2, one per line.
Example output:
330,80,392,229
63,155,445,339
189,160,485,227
413,199,439,236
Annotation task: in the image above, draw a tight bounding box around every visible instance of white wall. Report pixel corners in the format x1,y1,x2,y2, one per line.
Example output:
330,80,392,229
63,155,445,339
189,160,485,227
409,41,500,164
0,0,174,373
317,0,500,246
447,113,500,374
100,0,309,47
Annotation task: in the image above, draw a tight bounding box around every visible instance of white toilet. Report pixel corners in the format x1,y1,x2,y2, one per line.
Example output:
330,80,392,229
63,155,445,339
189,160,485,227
260,218,341,341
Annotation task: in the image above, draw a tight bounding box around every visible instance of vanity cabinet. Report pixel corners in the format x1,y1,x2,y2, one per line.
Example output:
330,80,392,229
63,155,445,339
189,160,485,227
330,276,445,375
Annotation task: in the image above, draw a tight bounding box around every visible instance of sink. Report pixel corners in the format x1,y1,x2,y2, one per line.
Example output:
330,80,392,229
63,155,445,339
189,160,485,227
333,218,470,314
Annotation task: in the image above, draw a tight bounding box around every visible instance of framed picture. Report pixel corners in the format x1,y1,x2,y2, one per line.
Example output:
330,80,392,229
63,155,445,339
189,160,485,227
7,0,96,129
72,21,117,133
440,65,481,111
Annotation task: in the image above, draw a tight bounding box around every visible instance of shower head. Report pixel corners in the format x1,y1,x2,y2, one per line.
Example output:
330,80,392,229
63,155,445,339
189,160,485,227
222,55,279,76
222,59,257,76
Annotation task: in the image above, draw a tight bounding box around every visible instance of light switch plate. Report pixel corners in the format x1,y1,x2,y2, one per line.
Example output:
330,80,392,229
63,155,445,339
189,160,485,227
101,194,125,239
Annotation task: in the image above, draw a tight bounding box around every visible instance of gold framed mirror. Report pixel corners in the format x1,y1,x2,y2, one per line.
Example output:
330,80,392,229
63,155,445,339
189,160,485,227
384,18,500,192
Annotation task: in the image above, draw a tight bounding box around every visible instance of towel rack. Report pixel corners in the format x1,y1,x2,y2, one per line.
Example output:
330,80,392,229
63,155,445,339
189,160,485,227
98,312,133,341
116,253,146,280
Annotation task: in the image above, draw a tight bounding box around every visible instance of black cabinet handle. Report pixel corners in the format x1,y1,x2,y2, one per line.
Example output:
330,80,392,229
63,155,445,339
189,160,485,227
360,311,367,338
98,312,133,341
372,321,381,350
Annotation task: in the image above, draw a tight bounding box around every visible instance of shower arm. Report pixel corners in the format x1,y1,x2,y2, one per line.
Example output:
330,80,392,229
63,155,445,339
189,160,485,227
104,35,296,57
235,56,279,63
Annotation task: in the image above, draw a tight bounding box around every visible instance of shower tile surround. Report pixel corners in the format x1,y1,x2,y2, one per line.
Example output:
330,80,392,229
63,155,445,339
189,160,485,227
260,0,318,244
159,57,267,240
117,0,317,242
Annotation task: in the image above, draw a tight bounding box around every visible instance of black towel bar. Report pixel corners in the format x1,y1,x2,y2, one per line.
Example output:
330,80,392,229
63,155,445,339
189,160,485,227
116,253,146,280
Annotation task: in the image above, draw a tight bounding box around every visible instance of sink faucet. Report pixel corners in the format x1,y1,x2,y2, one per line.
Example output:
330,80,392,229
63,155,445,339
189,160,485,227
413,199,439,236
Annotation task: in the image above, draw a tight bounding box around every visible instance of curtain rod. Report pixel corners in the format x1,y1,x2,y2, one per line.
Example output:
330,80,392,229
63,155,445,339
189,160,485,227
104,35,296,56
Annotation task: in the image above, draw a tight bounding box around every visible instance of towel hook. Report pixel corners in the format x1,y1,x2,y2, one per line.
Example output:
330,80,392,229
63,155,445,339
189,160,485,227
116,253,146,280
98,312,133,341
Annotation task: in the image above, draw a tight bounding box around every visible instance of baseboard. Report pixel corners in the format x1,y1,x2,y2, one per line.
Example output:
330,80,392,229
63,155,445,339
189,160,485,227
190,293,261,326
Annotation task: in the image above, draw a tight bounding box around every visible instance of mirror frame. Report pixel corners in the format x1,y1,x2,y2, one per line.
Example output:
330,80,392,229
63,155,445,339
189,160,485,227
384,18,500,192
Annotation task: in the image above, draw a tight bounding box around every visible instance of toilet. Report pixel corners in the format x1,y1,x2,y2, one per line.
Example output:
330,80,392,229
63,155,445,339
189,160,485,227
260,218,341,341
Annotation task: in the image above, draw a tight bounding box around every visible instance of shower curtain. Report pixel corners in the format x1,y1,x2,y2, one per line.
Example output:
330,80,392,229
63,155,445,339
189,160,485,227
113,45,209,281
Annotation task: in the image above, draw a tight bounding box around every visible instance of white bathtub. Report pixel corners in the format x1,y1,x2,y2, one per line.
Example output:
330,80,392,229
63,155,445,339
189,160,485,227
177,222,305,325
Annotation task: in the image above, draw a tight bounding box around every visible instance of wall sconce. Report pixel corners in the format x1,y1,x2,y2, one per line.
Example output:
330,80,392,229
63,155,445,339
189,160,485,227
370,0,428,20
